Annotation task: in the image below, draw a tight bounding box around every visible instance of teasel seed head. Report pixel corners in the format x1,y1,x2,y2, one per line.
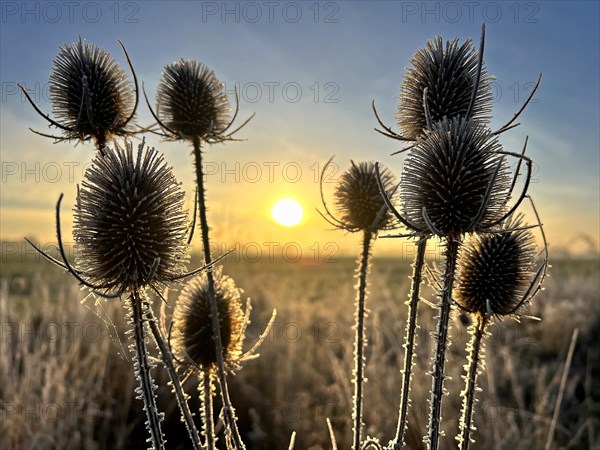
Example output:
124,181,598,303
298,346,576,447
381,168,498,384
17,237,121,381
172,268,245,373
156,59,230,140
50,38,137,147
400,117,510,237
398,35,492,140
73,140,189,293
334,161,398,232
455,217,538,316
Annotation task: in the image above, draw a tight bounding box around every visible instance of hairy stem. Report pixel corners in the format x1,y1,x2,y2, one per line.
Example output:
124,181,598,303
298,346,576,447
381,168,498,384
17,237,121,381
427,238,460,450
130,291,165,450
352,230,373,450
192,137,244,449
392,238,428,450
457,314,488,450
146,307,202,450
200,371,216,450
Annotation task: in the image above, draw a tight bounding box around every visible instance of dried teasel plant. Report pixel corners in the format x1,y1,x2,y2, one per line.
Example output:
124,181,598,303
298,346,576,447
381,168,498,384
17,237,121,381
371,24,541,150
398,117,513,237
144,59,253,144
373,24,493,449
143,58,255,449
397,31,493,141
454,201,549,449
169,268,274,448
376,117,516,450
377,118,536,450
371,24,542,450
18,37,139,153
24,140,219,450
73,143,188,294
318,159,398,450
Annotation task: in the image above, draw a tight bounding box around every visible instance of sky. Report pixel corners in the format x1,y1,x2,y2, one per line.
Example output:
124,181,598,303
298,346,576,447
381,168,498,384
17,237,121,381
1,0,599,260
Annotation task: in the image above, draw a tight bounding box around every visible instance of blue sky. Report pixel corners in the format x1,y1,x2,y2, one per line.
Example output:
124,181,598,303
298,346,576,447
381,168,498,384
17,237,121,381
1,1,599,256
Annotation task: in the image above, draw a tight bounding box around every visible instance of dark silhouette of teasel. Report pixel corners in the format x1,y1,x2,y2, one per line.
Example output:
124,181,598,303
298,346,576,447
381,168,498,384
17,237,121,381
144,59,254,143
19,38,139,152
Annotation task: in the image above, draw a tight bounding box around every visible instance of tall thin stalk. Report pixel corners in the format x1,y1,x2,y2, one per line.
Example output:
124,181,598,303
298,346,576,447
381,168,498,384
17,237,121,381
200,371,216,450
427,238,460,450
130,291,165,450
352,230,373,450
457,314,488,450
391,238,428,450
192,136,244,449
146,309,202,450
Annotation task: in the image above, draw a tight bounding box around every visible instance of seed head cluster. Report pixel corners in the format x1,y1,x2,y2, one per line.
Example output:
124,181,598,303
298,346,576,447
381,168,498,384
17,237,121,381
172,269,245,372
73,141,188,293
400,117,509,237
50,38,136,146
157,59,230,140
334,161,397,232
398,36,492,140
455,218,538,316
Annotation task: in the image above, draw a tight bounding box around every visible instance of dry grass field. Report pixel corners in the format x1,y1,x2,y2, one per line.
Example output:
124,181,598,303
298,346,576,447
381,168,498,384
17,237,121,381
1,246,598,449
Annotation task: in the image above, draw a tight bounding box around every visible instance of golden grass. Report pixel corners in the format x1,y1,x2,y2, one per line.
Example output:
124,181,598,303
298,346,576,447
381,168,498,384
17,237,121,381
1,252,598,449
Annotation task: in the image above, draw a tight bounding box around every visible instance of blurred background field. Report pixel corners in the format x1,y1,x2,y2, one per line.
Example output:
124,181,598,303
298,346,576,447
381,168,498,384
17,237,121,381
1,244,598,450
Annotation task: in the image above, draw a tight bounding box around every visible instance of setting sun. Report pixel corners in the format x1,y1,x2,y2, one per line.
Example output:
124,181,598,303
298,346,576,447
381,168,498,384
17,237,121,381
271,198,303,227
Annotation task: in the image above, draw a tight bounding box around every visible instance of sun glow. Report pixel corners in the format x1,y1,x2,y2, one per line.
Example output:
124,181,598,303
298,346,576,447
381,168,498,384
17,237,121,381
271,199,303,227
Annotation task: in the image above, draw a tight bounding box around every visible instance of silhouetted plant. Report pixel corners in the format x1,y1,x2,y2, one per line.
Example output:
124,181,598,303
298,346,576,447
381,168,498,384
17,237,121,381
371,24,544,450
455,206,548,449
18,37,138,152
319,159,397,450
170,268,273,448
24,141,215,449
15,26,553,450
144,58,256,449
73,142,188,294
397,33,492,141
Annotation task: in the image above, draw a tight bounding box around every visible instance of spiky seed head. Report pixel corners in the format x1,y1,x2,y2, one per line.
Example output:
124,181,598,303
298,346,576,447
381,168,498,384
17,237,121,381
172,268,245,372
398,35,492,140
334,161,397,232
156,59,230,140
455,218,538,316
400,117,509,237
50,38,136,147
73,140,189,293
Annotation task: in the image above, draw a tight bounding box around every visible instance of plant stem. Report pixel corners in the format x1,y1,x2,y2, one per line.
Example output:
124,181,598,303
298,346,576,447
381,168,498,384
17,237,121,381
392,238,428,450
192,137,244,449
200,371,216,450
427,237,460,450
352,230,373,450
130,291,165,450
146,307,202,450
457,314,488,450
